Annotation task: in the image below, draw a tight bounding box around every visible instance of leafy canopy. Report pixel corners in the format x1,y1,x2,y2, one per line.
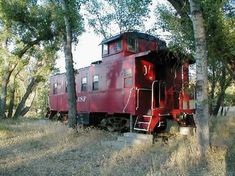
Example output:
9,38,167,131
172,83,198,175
84,0,151,38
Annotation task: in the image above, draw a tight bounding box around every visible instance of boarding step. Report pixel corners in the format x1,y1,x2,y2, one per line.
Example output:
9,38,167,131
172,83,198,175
134,115,153,132
124,132,153,140
101,132,153,149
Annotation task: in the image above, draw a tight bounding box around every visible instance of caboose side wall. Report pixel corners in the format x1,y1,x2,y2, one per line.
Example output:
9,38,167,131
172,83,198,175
102,53,124,63
74,56,136,115
49,74,68,112
89,61,124,113
49,76,58,111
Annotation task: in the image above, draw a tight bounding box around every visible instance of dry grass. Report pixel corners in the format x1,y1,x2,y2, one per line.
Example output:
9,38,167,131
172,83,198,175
0,115,235,176
0,119,117,176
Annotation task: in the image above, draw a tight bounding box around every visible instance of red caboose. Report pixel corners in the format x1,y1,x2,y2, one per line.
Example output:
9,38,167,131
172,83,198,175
48,32,195,133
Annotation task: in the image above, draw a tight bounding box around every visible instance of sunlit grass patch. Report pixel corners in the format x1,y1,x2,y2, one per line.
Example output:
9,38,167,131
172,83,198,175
0,118,119,175
0,115,235,176
210,115,235,147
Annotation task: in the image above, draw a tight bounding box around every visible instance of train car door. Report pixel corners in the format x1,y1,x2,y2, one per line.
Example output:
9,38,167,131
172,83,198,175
49,76,58,111
135,59,155,115
57,74,68,112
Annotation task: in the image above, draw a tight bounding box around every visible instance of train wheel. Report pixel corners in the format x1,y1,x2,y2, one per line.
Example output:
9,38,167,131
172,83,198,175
101,116,129,132
106,124,115,132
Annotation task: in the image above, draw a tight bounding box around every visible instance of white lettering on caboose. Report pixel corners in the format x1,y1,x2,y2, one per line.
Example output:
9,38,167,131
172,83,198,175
77,96,87,102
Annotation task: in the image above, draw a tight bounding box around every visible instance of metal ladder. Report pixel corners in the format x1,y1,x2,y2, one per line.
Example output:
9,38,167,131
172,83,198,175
133,80,165,132
134,115,153,132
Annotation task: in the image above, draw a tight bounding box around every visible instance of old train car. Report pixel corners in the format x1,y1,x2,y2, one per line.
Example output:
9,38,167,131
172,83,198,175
48,31,195,133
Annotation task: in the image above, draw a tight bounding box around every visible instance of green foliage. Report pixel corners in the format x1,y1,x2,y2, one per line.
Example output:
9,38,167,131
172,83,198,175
225,85,235,106
0,0,84,118
30,82,50,118
154,3,194,54
48,0,84,43
84,0,151,38
155,0,234,109
202,0,234,62
0,0,55,56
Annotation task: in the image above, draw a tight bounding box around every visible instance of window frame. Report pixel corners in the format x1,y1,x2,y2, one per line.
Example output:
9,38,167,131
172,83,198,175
92,75,99,91
127,37,138,52
123,68,133,88
65,81,68,93
116,39,122,52
81,77,88,92
102,44,109,55
53,83,58,95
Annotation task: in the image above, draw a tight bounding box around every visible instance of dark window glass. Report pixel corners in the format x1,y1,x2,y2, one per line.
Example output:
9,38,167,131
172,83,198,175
127,37,137,52
92,75,99,91
65,82,68,93
81,77,88,91
116,40,122,51
53,83,57,94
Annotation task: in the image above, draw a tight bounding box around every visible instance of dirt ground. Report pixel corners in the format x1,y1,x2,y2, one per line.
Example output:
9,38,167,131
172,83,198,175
0,115,235,176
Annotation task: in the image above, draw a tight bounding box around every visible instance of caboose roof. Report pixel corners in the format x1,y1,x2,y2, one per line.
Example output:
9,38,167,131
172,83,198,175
100,31,159,45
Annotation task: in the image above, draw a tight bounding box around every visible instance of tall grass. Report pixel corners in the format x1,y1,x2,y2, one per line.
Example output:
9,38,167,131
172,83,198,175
0,115,234,175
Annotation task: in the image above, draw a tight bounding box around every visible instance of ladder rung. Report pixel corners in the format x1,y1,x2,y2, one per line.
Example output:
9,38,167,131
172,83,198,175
143,115,152,118
134,114,153,132
137,122,150,125
158,114,170,117
134,127,148,131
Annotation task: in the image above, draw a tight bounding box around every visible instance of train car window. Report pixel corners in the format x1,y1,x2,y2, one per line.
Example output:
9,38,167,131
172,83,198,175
127,37,137,52
116,40,122,52
102,44,108,55
124,68,132,77
92,75,99,91
124,68,132,88
81,77,88,91
124,77,132,88
53,83,57,94
65,82,68,93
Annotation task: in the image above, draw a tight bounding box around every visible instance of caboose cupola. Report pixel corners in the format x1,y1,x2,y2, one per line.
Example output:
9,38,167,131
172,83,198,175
100,31,166,61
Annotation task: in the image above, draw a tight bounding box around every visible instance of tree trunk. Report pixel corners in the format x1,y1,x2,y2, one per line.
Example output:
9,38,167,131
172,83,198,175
0,64,16,118
0,71,10,119
13,78,37,118
62,0,77,128
20,92,36,117
7,85,16,118
212,62,232,116
189,0,209,158
7,71,20,118
0,56,17,119
212,63,226,116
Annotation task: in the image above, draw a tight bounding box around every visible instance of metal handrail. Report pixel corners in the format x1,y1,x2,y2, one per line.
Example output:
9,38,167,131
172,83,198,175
123,87,135,112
